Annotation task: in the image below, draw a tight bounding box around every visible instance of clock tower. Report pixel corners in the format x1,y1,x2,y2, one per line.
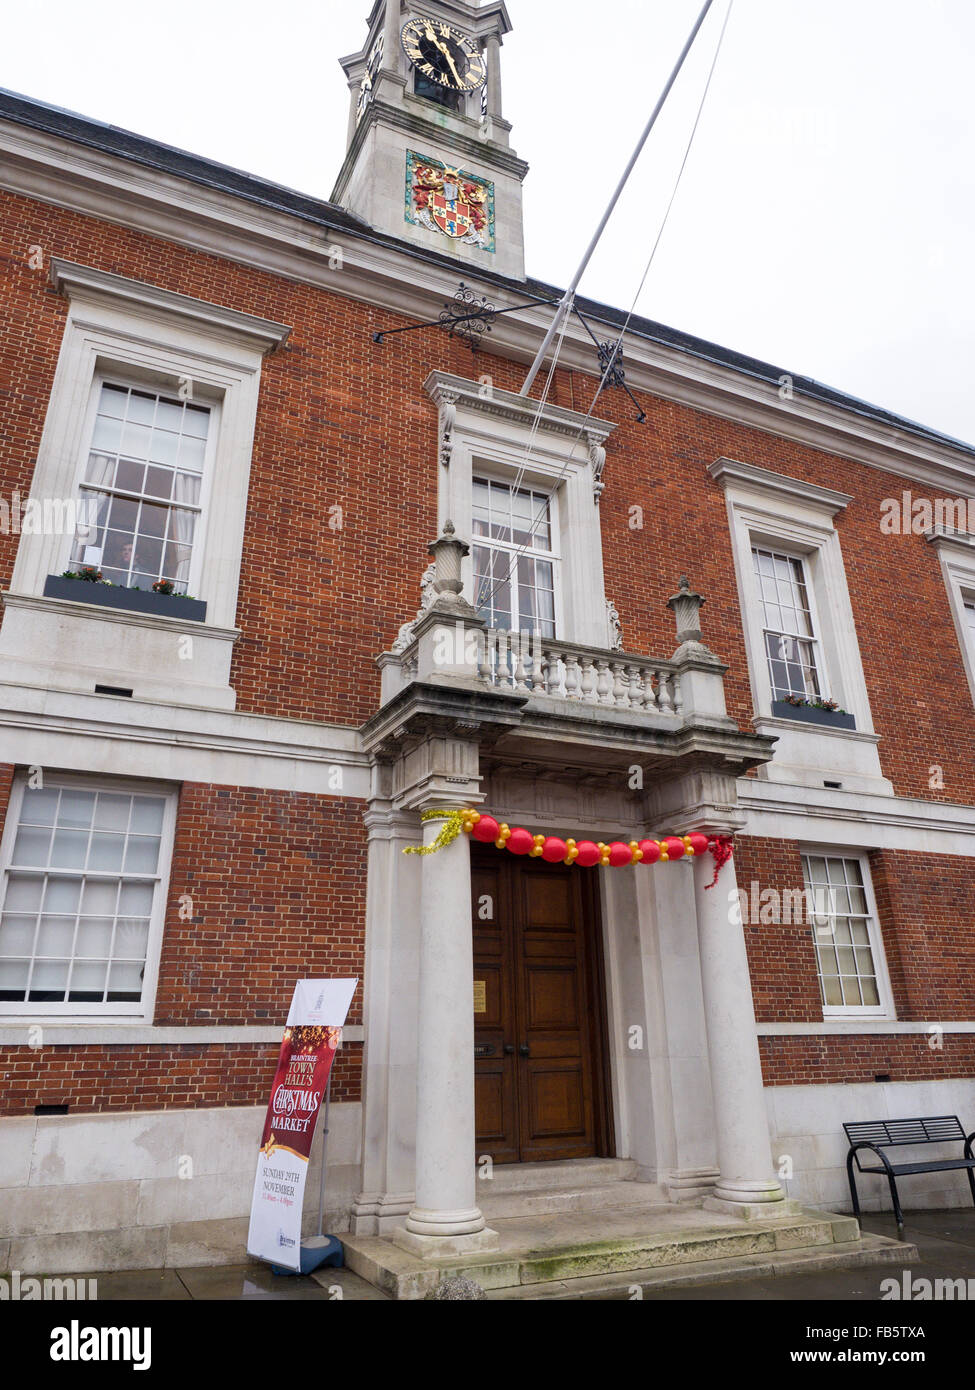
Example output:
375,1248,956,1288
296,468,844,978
333,1,528,281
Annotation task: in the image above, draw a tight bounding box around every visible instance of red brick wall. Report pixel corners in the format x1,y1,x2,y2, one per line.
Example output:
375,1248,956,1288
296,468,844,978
0,764,14,836
0,1041,360,1115
759,1033,975,1088
0,780,367,1115
2,187,974,800
155,784,366,1026
735,837,975,1083
3,185,975,1111
868,849,975,1020
733,836,823,1025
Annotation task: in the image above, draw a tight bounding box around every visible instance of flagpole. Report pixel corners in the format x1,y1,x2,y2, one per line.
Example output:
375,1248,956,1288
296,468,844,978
519,0,717,397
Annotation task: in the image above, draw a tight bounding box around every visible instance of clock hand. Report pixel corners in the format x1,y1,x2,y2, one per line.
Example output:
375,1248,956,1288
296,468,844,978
442,46,463,87
423,21,463,86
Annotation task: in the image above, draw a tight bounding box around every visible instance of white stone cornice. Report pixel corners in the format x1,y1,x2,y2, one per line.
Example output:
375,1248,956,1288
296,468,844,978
708,457,854,514
49,257,291,353
739,776,975,855
2,590,240,642
925,525,975,552
424,370,616,442
0,680,369,796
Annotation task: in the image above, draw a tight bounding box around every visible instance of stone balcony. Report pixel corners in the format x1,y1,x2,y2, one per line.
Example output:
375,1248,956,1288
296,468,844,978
363,523,776,784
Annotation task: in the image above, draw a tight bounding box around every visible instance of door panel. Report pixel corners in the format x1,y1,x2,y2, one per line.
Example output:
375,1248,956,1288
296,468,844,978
472,859,519,1164
473,848,606,1163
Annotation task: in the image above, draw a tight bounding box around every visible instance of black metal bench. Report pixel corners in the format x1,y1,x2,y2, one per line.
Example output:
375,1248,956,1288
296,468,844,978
844,1115,975,1238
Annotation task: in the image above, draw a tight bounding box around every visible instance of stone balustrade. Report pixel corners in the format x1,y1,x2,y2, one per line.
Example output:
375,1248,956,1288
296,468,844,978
377,524,726,726
476,629,682,717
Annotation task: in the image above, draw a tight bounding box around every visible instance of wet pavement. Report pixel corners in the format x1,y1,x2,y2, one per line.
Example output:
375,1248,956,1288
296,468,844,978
643,1209,975,1301
86,1208,975,1301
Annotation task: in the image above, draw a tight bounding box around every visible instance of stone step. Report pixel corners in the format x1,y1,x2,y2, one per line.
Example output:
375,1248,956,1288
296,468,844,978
339,1207,873,1300
477,1158,639,1195
484,1234,919,1299
479,1179,667,1220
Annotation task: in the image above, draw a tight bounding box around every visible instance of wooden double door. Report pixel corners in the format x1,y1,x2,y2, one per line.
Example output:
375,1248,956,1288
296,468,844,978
472,845,611,1164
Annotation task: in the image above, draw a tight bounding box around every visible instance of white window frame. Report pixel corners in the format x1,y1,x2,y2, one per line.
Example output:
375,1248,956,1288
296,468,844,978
709,458,872,728
10,260,288,631
64,372,221,599
428,372,616,650
800,847,895,1020
471,470,564,638
926,527,975,710
750,543,830,703
0,772,178,1021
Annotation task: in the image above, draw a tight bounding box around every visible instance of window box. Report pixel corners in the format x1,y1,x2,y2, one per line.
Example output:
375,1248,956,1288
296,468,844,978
43,575,207,623
771,699,856,731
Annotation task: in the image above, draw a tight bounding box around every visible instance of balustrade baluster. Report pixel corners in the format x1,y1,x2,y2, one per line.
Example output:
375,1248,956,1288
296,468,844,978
580,658,598,703
512,632,530,694
612,662,629,708
531,632,546,692
596,660,614,705
564,654,581,700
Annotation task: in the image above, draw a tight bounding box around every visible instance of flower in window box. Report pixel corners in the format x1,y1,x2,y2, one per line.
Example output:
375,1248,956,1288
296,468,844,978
152,579,176,596
61,565,105,583
780,694,848,715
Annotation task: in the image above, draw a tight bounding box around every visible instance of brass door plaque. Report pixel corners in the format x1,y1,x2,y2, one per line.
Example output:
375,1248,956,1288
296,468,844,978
473,980,487,1014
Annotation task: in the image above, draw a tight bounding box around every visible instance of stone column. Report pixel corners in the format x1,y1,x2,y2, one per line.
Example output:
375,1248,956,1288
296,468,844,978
485,32,503,118
693,846,792,1218
395,803,499,1256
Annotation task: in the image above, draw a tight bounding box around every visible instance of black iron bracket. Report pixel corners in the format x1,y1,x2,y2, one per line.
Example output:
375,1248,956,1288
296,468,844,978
373,282,560,354
574,307,647,423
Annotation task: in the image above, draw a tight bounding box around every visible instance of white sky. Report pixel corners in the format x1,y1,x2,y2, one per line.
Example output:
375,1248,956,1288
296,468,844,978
2,0,973,445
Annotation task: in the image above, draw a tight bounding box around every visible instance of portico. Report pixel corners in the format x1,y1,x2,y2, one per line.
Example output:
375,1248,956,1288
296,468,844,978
351,519,797,1276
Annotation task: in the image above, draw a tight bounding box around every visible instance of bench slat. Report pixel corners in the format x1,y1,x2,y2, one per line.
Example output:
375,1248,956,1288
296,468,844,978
844,1115,967,1148
858,1159,975,1176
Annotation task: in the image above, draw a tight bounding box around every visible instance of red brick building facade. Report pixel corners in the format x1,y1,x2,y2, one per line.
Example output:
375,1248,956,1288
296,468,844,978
0,0,972,1284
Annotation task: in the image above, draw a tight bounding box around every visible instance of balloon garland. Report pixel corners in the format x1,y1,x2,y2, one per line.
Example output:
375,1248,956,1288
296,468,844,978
404,809,733,887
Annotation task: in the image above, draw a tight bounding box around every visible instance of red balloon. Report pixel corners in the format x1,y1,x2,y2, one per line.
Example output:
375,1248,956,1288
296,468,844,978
687,833,710,857
472,815,500,843
608,841,632,867
574,840,601,867
506,827,534,856
663,836,685,859
638,840,660,864
542,837,567,863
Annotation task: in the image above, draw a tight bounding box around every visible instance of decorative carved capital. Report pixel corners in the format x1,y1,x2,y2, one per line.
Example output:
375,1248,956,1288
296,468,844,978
439,393,458,469
586,433,607,504
605,598,624,651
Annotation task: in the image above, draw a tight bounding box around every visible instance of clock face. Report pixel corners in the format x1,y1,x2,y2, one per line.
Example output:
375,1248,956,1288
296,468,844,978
401,17,487,93
356,34,385,122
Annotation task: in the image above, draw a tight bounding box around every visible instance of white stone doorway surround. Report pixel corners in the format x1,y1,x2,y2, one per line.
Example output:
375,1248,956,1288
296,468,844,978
351,759,791,1254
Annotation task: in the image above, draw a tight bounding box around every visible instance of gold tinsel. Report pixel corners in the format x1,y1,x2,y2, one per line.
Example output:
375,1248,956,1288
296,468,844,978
402,808,468,856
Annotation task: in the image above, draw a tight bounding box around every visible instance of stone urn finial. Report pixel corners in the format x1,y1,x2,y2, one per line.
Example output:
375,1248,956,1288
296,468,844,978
667,575,705,645
428,520,470,599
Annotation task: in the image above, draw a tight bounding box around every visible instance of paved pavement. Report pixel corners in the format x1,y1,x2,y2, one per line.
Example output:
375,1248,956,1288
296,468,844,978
86,1208,975,1301
643,1209,975,1302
